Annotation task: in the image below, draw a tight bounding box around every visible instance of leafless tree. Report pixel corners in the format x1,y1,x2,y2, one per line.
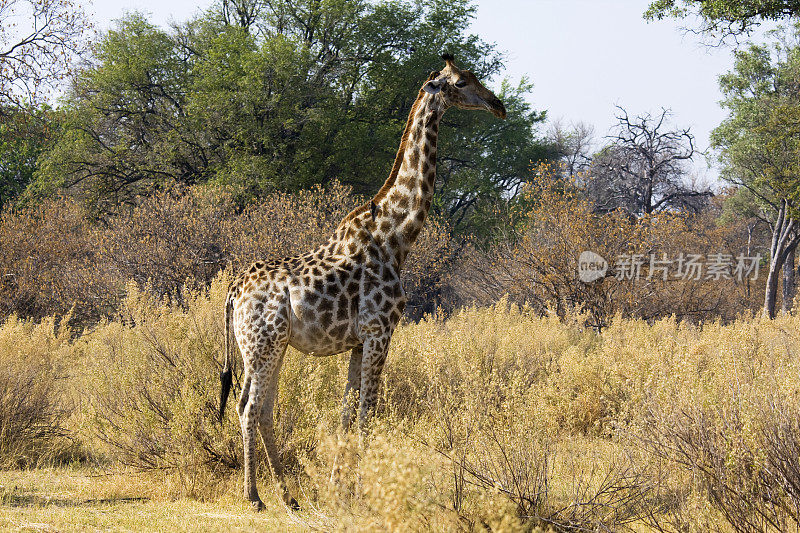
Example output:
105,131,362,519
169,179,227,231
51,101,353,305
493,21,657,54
547,120,594,178
588,106,712,215
0,0,88,107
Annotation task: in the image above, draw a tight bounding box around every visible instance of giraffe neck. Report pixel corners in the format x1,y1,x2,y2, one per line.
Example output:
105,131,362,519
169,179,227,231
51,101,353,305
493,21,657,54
370,90,444,269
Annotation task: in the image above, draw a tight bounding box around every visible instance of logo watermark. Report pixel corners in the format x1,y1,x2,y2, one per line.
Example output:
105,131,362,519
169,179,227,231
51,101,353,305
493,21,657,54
578,251,762,283
578,251,609,282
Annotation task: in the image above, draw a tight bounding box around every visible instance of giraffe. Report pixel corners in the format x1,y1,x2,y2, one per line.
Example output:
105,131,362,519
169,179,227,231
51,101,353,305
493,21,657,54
218,54,506,511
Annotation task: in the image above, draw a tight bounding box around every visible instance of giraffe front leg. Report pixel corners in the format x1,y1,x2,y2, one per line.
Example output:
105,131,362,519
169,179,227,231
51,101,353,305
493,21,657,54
340,344,363,431
331,344,364,486
358,336,390,433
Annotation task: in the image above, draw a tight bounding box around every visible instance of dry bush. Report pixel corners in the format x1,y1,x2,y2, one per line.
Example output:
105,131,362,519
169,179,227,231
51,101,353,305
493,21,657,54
0,315,73,467
450,163,763,328
0,182,455,327
76,276,241,472
101,180,455,318
225,182,360,269
641,392,800,532
383,301,659,530
401,216,457,319
95,185,238,299
0,197,118,324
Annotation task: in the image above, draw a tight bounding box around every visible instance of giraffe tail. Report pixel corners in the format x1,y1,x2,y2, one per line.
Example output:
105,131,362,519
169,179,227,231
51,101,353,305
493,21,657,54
218,292,234,422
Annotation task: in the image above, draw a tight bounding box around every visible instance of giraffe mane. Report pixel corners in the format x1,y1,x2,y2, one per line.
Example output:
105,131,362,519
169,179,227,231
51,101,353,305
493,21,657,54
339,71,439,226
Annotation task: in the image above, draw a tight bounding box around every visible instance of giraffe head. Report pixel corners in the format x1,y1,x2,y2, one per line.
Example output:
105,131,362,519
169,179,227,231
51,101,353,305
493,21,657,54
422,53,507,119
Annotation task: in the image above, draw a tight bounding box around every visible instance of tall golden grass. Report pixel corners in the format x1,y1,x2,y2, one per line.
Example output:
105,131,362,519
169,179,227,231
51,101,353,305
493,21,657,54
4,273,800,530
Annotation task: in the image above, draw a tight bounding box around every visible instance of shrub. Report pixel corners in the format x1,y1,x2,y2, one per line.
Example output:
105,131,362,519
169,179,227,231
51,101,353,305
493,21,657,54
76,277,241,471
641,391,800,532
0,182,456,327
0,198,118,325
449,163,763,327
0,315,72,467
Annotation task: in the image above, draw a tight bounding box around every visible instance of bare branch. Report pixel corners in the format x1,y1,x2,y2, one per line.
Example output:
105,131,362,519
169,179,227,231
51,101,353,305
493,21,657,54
590,106,703,215
0,0,89,107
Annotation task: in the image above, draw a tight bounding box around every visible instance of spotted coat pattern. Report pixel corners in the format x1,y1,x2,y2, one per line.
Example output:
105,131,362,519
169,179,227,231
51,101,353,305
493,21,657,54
218,56,507,511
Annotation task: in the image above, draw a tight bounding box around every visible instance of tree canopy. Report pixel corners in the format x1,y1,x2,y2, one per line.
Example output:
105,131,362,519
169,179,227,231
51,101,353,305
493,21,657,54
32,0,548,230
0,0,88,107
645,0,800,37
0,106,60,205
711,29,800,316
712,36,800,207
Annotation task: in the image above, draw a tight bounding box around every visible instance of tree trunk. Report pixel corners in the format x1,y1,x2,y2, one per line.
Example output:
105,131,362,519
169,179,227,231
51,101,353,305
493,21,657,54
783,246,796,313
764,199,800,318
765,261,782,319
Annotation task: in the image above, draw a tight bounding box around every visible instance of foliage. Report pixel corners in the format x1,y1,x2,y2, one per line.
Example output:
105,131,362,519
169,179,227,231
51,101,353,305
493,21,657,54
0,314,72,467
33,13,198,214
34,0,549,231
435,76,548,231
0,182,453,327
78,279,242,471
0,196,118,325
645,0,800,37
712,30,800,317
0,105,61,206
712,36,800,204
643,395,800,532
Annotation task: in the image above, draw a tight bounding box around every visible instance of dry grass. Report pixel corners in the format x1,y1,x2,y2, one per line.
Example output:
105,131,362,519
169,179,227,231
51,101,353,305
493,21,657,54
0,467,301,532
0,315,74,468
4,277,800,530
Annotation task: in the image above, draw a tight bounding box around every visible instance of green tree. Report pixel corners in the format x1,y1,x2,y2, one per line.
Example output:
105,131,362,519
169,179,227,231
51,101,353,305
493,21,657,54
0,106,60,206
711,33,800,317
34,13,199,213
645,0,800,37
35,0,549,232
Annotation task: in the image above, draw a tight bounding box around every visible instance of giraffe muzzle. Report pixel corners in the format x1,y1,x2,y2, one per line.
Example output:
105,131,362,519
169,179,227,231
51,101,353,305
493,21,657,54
487,97,507,119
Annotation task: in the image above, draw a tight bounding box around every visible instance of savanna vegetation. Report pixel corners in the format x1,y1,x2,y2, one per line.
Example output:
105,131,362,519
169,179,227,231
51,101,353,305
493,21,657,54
6,279,800,531
4,0,800,530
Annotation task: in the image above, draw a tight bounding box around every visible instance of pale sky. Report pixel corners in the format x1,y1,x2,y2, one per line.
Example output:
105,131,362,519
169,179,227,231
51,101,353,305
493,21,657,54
86,0,756,184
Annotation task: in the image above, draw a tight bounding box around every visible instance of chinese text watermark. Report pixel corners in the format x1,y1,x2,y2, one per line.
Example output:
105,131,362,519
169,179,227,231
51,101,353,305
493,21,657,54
578,251,762,283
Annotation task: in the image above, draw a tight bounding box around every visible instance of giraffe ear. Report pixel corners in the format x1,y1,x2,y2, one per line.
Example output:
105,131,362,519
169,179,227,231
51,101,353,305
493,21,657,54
423,79,443,95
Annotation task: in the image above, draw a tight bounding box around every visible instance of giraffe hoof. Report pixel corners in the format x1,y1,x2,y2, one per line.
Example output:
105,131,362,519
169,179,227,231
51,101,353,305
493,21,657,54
250,499,266,512
288,496,300,510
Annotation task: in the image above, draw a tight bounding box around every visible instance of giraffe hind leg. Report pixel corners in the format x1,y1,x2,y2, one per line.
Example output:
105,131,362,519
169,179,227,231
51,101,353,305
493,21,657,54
236,292,292,512
237,372,251,418
331,344,364,485
257,349,299,510
239,366,266,511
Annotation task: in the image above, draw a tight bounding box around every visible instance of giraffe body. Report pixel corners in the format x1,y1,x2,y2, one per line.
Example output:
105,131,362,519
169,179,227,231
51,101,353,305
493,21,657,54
219,54,506,511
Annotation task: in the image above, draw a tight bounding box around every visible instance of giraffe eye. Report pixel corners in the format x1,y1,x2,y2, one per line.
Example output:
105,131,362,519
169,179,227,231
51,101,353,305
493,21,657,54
454,79,467,88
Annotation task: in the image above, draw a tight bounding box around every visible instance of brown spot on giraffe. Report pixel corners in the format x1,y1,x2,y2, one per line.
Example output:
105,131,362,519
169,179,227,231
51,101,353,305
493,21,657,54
218,54,506,512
